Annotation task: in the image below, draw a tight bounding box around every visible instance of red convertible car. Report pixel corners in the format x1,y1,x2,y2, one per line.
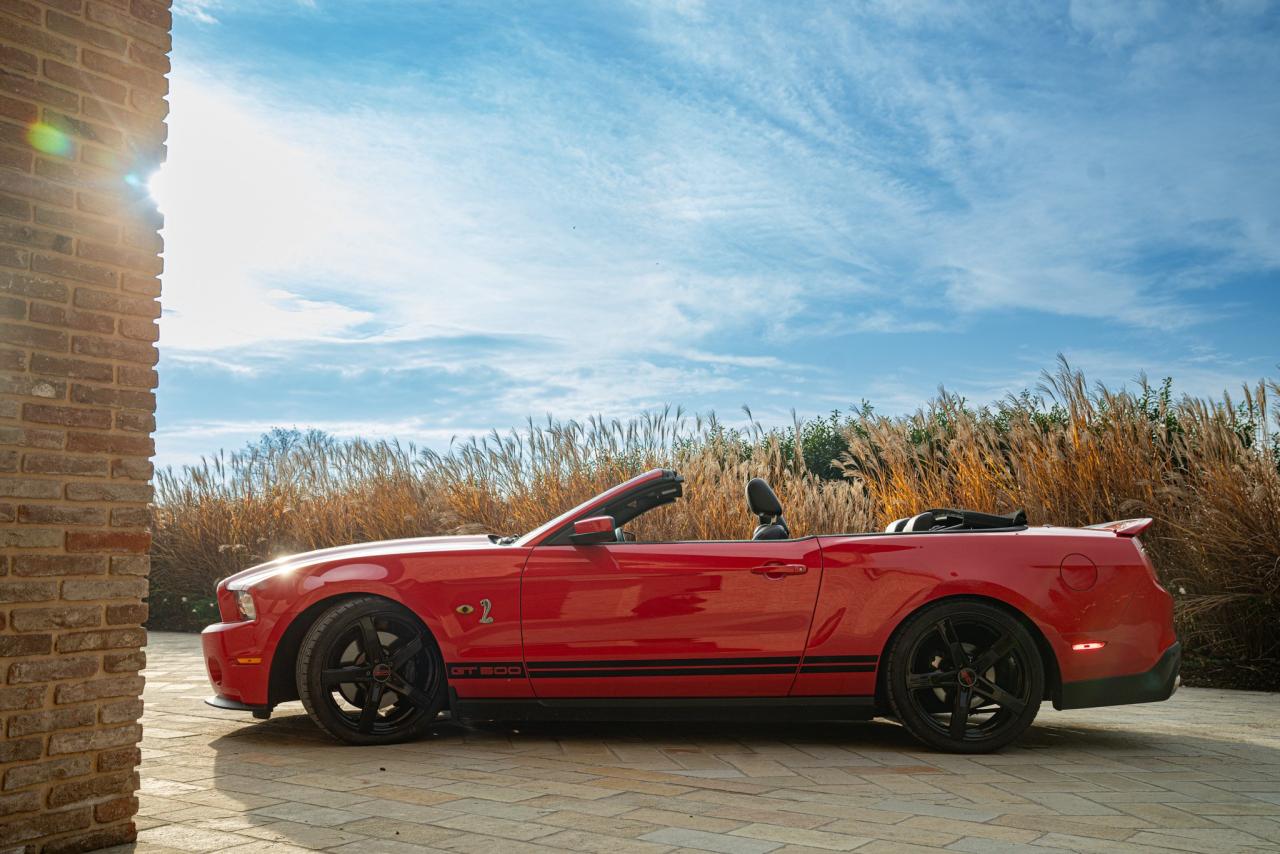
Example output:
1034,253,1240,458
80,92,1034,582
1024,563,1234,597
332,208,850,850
203,469,1179,753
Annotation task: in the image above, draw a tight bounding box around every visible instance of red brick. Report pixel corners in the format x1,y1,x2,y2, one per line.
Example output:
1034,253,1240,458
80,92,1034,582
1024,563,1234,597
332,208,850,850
73,286,160,318
115,364,156,389
99,697,142,724
22,403,112,429
120,271,159,298
0,91,37,122
109,506,149,527
64,530,151,553
10,605,101,631
71,333,157,365
34,206,119,242
60,576,147,599
13,555,109,576
0,0,41,23
8,654,98,684
0,44,38,75
17,504,108,526
93,794,136,823
109,457,151,481
47,770,131,807
0,685,45,711
30,353,114,382
86,2,169,49
23,452,108,476
104,603,145,625
29,300,117,334
53,678,141,705
0,737,42,764
0,319,67,351
113,410,153,432
0,168,75,208
46,11,129,54
66,481,150,502
43,108,124,149
102,649,143,673
0,477,62,499
95,746,138,772
0,633,52,657
43,57,127,105
2,756,92,792
0,69,78,112
0,790,41,818
0,805,91,846
0,270,69,302
70,383,153,409
118,315,158,341
6,705,95,737
108,554,148,576
0,221,74,253
31,253,118,287
55,626,145,652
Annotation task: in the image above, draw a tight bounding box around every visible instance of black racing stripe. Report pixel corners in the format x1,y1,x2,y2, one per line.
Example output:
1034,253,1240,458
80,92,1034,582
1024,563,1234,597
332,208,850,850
802,655,878,664
527,656,800,670
529,665,799,678
799,664,877,674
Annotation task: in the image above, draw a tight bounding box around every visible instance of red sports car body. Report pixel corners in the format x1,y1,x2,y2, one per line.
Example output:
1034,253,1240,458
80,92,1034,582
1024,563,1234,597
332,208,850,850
203,469,1179,752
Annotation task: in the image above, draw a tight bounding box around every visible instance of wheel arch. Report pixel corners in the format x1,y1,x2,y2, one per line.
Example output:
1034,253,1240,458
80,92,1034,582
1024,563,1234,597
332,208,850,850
873,593,1062,711
266,591,432,707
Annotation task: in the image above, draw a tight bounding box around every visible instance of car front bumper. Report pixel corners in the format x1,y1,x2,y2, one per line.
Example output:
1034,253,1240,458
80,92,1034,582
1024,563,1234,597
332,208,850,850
202,619,273,709
1054,641,1181,711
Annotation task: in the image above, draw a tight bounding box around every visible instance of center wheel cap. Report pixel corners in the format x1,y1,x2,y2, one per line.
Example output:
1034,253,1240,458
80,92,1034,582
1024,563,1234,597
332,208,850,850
371,663,392,683
957,668,977,687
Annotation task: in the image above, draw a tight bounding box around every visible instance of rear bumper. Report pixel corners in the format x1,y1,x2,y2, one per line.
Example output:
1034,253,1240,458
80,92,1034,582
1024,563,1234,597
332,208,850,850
1055,641,1181,711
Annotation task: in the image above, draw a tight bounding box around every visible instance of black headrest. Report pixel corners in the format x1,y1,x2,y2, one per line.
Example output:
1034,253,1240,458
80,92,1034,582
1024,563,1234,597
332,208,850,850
746,477,783,518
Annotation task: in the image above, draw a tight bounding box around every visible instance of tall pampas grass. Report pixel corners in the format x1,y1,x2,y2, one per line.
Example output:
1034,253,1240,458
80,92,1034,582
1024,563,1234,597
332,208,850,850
150,362,1279,688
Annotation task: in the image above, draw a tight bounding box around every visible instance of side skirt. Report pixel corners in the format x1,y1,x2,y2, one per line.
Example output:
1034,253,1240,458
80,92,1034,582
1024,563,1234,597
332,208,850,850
450,693,878,723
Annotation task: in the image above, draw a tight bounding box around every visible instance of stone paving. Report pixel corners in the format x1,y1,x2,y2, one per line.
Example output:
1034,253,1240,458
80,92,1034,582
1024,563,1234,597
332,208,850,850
109,632,1280,853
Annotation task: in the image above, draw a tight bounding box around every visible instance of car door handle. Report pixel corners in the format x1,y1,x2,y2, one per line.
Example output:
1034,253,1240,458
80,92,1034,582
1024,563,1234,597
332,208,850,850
751,563,808,578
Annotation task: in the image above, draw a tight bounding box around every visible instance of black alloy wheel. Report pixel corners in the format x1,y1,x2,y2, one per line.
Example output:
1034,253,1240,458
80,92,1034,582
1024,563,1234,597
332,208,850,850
297,596,445,745
886,600,1044,753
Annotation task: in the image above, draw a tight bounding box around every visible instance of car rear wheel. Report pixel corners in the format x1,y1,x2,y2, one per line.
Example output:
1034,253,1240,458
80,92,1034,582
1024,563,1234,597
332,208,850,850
885,600,1043,753
296,596,445,745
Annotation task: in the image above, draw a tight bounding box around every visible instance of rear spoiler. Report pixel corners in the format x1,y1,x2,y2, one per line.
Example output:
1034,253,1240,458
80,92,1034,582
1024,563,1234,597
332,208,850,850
1085,518,1153,538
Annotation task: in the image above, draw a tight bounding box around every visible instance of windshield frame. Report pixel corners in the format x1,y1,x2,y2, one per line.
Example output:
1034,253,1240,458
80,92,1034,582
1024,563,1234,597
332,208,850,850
515,468,672,547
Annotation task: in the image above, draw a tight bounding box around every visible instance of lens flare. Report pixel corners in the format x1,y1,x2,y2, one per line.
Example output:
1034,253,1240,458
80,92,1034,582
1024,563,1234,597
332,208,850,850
26,122,72,157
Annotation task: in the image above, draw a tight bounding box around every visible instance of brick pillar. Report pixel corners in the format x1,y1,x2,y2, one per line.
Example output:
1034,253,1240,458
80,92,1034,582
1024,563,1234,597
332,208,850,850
0,1,169,851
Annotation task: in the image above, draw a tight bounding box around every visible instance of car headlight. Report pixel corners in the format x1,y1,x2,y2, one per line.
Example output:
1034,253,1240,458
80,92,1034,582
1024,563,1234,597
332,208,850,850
235,589,256,621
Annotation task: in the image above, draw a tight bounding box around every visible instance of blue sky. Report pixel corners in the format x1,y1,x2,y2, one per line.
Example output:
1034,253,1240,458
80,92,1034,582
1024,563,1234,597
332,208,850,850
153,0,1280,469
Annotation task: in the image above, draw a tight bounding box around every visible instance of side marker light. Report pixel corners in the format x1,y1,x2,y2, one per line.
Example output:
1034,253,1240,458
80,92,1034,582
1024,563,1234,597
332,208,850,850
1071,642,1106,651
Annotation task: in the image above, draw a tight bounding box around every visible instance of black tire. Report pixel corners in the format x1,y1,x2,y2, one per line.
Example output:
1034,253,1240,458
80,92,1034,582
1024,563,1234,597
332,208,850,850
885,599,1043,753
296,596,445,745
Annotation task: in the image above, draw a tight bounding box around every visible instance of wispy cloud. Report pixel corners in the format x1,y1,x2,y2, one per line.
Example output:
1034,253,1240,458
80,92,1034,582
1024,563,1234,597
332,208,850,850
154,1,1280,464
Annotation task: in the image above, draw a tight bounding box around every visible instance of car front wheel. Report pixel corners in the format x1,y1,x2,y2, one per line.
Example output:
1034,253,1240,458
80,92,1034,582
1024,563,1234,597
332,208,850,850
885,599,1044,753
296,596,445,745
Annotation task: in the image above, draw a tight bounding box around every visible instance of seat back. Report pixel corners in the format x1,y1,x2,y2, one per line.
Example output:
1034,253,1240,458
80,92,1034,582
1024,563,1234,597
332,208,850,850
746,477,790,540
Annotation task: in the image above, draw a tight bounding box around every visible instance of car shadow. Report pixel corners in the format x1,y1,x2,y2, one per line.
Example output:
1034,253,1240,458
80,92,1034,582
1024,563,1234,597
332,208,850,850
169,704,1280,853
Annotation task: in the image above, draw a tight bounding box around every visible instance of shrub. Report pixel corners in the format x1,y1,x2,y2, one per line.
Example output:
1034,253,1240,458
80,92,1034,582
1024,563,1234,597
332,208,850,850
150,362,1279,689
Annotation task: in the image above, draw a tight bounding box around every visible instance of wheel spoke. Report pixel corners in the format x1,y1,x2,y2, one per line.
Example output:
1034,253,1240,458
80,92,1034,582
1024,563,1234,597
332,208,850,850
907,670,955,690
321,666,370,687
975,677,1026,713
937,618,970,669
357,683,384,733
390,677,433,709
358,617,384,664
390,635,423,669
971,632,1016,673
950,685,973,739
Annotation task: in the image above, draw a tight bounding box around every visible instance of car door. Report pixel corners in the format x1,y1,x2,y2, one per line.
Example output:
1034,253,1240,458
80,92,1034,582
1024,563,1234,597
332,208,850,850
520,539,824,698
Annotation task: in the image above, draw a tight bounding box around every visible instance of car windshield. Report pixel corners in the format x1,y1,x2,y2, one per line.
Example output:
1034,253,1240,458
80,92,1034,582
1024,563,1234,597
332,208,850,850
513,469,667,547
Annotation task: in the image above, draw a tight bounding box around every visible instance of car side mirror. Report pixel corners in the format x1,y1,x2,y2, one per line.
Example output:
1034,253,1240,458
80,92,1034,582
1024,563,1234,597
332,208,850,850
570,515,616,545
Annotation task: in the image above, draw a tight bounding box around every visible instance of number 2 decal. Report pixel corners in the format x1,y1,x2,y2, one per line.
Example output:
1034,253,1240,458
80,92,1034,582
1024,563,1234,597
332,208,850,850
479,598,494,624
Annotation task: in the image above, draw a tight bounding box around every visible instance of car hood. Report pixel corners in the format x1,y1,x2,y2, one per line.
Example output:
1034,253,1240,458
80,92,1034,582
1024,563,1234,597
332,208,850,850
219,533,498,591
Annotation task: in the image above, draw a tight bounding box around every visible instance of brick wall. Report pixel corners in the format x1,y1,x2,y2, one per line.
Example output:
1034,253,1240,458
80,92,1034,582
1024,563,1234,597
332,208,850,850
0,0,169,851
